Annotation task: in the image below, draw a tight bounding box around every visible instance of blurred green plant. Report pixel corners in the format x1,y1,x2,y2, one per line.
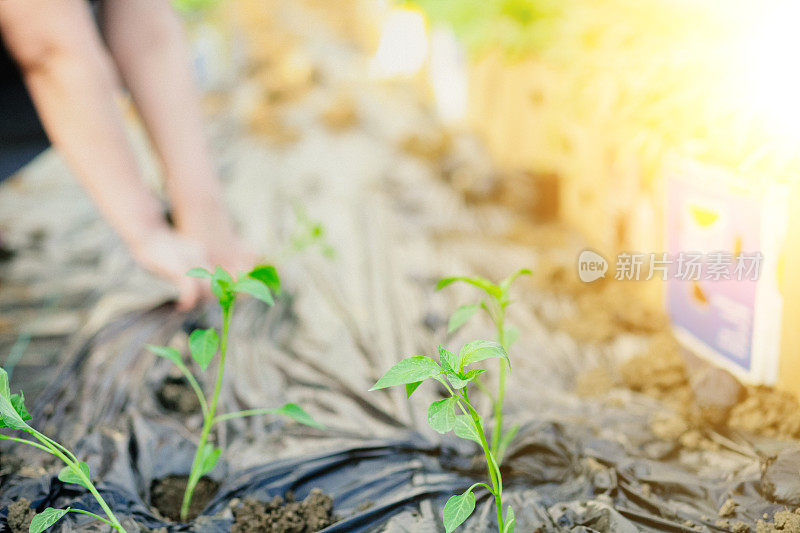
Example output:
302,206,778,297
370,341,514,532
288,203,336,259
0,368,127,532
172,0,219,13
402,0,561,56
147,265,322,521
437,268,530,464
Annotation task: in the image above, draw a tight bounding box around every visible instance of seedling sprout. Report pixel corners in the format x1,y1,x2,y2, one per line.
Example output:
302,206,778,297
147,265,322,521
370,340,515,533
0,367,127,533
437,268,530,464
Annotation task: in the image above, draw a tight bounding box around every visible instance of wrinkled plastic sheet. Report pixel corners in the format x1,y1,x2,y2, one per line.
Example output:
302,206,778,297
2,408,788,532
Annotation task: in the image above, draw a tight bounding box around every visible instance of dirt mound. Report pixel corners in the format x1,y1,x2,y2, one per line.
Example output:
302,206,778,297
232,489,335,533
6,498,34,533
150,475,220,522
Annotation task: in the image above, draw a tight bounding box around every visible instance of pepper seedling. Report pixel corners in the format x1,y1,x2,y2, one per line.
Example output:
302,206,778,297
370,340,515,533
0,367,127,533
437,268,530,464
147,265,323,522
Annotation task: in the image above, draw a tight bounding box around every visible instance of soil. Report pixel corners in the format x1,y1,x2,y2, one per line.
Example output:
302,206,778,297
6,498,35,533
150,475,219,522
156,376,201,415
756,508,800,532
231,489,335,532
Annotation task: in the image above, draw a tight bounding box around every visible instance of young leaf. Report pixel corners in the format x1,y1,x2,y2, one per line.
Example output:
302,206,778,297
499,268,531,293
146,345,183,366
445,369,485,390
369,356,441,391
0,392,29,430
248,265,281,296
436,276,501,298
405,381,423,398
458,340,509,370
10,392,31,422
29,507,70,533
443,489,476,533
189,328,219,371
58,462,91,488
275,403,324,429
186,267,213,279
233,278,274,305
212,266,233,283
453,415,482,445
427,398,456,434
0,367,10,400
438,346,459,374
503,505,516,533
198,443,221,476
447,303,480,333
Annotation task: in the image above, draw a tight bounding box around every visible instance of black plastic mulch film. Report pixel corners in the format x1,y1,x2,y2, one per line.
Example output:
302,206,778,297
0,302,795,532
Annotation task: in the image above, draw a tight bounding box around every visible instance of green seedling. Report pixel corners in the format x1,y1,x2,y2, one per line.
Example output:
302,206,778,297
0,367,127,532
370,340,514,533
287,203,335,259
147,265,322,521
437,268,530,464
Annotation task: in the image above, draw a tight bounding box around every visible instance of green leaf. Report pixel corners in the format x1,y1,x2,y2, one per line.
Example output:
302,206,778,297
503,505,516,533
186,267,213,279
436,276,501,298
10,392,31,422
212,266,233,283
370,357,441,391
233,278,275,305
275,403,325,429
458,340,509,370
29,507,70,533
446,369,485,390
453,415,482,444
438,346,458,374
499,268,531,293
0,367,10,400
405,381,423,398
447,303,480,333
58,462,91,488
0,390,29,430
503,325,520,348
248,265,281,296
427,398,456,434
189,328,219,371
198,443,221,476
146,345,183,366
443,489,476,533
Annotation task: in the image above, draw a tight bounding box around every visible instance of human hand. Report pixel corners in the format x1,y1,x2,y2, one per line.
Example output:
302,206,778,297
130,228,212,311
176,204,258,277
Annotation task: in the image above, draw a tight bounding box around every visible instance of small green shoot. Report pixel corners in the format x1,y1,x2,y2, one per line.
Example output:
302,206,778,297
370,341,514,532
0,367,127,532
147,265,322,521
288,203,335,259
437,268,530,464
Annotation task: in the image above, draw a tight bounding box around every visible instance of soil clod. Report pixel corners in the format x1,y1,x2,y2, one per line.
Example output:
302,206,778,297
150,475,219,522
232,488,335,532
6,498,35,533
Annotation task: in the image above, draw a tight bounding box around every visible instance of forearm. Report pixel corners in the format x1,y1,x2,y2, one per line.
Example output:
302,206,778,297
101,0,224,231
6,20,169,250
